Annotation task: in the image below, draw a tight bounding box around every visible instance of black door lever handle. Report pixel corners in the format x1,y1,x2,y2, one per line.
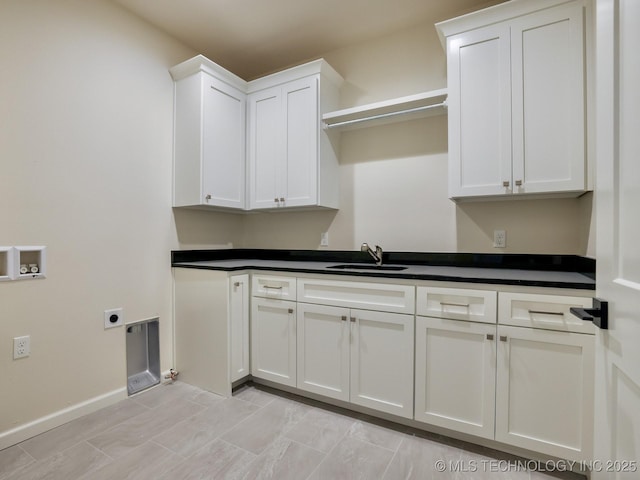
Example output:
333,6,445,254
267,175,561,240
570,298,608,330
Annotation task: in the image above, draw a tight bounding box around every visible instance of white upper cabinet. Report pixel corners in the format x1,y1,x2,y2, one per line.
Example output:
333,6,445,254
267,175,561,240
247,60,343,210
171,56,247,210
438,0,590,200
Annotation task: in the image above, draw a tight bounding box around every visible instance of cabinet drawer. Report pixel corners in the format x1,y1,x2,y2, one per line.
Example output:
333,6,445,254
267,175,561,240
498,292,594,334
416,287,497,324
297,278,415,314
252,274,297,301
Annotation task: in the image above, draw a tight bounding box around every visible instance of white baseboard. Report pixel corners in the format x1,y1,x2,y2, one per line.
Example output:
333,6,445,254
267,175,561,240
0,387,127,451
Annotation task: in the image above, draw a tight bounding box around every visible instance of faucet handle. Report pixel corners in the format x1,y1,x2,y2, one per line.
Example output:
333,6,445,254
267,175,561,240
360,243,370,252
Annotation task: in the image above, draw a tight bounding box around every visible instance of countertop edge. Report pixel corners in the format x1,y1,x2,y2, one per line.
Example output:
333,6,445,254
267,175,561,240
171,261,596,290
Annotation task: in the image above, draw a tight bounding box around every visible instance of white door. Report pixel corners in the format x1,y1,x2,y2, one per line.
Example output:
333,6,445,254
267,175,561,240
229,275,249,382
350,309,414,419
447,23,512,198
592,1,640,477
248,86,281,209
250,297,296,387
281,76,318,207
510,2,586,194
414,316,496,440
495,325,594,461
202,76,246,208
296,303,350,401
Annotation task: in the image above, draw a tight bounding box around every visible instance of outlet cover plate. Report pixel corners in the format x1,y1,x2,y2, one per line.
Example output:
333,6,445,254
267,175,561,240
104,308,124,329
13,335,30,359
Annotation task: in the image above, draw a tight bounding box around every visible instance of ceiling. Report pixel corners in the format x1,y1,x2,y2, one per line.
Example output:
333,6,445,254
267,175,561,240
113,0,505,80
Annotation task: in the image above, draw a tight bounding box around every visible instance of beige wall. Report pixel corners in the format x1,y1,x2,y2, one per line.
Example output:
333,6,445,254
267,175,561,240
1,0,595,442
0,0,240,436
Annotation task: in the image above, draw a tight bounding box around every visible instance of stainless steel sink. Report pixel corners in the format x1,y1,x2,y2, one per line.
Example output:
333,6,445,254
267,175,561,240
327,264,407,271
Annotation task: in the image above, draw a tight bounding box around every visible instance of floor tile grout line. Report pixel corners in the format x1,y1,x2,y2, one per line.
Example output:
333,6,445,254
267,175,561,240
379,436,404,480
303,415,353,480
17,444,37,463
17,399,152,461
286,436,329,456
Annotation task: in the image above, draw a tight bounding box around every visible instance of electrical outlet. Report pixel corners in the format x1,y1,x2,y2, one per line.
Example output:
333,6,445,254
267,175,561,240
493,230,507,248
13,335,30,359
104,308,124,329
320,232,329,247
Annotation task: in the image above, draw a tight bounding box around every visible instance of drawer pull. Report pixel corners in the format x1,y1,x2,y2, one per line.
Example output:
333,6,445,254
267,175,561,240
499,335,508,342
350,317,356,323
528,310,564,316
233,282,241,287
486,334,494,340
440,302,470,308
263,285,283,290
341,315,347,321
288,308,294,314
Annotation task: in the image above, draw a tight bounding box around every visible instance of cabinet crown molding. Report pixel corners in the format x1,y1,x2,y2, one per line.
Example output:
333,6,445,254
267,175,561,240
247,59,343,94
435,0,587,47
169,54,247,90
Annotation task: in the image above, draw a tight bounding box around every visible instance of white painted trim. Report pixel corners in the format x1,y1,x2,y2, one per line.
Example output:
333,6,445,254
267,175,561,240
0,387,127,451
435,0,584,47
247,59,343,93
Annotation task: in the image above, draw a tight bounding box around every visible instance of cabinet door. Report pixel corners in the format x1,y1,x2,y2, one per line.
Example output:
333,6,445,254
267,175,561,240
229,274,249,382
414,316,496,439
248,86,281,209
202,76,246,208
350,309,414,418
251,297,296,387
447,23,512,198
495,325,594,461
297,303,350,401
281,76,318,207
511,2,586,194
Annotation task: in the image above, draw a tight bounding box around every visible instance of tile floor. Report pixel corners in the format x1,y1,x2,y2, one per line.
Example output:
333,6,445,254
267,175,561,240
0,381,587,480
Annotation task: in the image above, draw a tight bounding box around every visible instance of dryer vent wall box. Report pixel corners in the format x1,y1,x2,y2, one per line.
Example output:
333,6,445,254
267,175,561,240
126,318,160,395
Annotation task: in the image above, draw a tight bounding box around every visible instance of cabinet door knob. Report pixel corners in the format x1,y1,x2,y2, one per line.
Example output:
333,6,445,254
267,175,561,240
279,197,285,203
205,194,212,200
502,181,510,188
515,180,523,186
500,335,508,342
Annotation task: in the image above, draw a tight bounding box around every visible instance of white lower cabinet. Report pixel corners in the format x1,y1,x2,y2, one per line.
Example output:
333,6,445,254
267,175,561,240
229,275,249,382
414,316,496,439
251,297,297,387
495,325,594,461
173,268,247,397
296,303,350,401
350,308,414,418
297,302,414,418
243,275,594,462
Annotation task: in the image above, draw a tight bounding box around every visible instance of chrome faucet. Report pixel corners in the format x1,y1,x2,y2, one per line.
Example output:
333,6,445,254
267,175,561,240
361,243,383,266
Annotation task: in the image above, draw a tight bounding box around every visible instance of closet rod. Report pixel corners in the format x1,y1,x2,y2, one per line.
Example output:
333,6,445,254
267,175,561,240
324,100,447,129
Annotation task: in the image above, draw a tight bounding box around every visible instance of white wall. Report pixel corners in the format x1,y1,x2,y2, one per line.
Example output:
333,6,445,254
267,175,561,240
243,22,595,255
0,0,243,437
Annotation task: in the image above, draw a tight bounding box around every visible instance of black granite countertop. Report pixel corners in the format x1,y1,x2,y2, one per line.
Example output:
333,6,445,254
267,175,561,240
171,249,595,290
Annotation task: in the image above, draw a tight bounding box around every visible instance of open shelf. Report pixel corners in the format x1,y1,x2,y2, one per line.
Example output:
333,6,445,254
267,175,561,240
322,89,447,131
0,247,14,281
14,246,46,280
